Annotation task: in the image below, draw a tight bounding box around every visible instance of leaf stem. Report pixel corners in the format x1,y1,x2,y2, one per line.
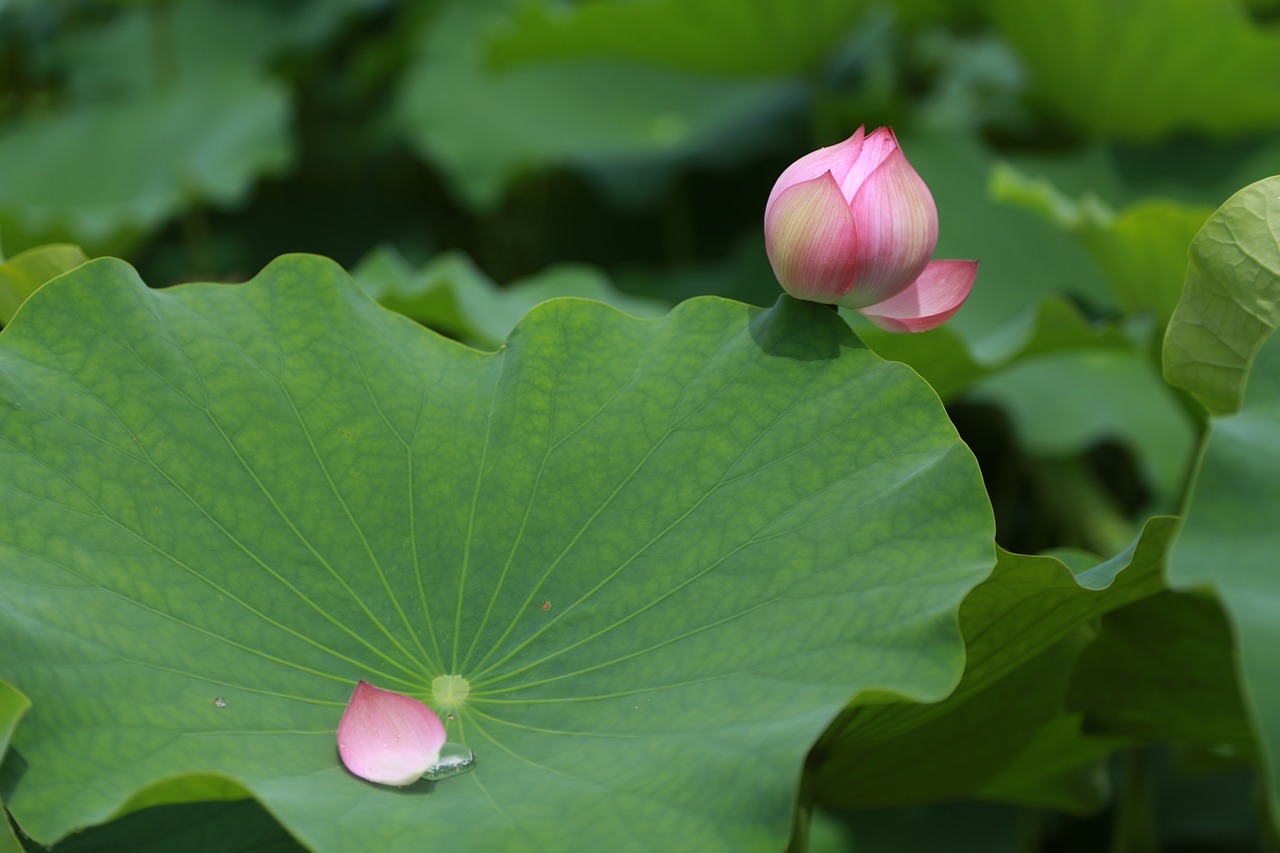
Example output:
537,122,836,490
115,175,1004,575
1110,748,1157,853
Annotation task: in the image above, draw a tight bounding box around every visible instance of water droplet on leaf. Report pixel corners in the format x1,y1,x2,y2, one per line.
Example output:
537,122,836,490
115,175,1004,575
422,742,475,781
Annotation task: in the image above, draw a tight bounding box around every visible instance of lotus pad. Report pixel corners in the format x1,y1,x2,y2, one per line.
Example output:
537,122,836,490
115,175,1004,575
0,255,992,851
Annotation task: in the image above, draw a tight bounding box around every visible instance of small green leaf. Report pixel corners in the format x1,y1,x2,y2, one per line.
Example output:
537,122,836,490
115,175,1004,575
0,255,993,850
1163,176,1280,416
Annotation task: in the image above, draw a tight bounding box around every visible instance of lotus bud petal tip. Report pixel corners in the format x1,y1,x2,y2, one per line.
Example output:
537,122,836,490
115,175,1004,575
764,126,976,333
337,680,446,786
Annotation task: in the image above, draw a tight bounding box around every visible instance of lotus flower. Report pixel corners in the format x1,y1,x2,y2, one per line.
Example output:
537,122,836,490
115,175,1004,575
337,680,446,786
764,126,978,333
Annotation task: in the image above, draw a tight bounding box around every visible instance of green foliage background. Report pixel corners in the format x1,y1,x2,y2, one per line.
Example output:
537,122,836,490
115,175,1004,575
1,0,1279,850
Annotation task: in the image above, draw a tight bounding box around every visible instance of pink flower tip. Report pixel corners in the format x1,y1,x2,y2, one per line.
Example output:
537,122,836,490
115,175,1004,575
337,680,446,786
763,126,976,332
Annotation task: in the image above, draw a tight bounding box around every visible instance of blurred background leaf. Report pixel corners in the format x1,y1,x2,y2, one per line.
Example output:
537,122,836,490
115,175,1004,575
0,242,87,324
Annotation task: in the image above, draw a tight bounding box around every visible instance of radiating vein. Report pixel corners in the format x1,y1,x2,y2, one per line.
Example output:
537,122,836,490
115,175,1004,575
453,348,507,673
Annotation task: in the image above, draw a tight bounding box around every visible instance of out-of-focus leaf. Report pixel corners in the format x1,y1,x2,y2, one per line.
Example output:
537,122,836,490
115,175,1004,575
1163,176,1280,416
0,678,30,853
1069,592,1254,752
0,244,87,325
895,131,1109,358
487,0,871,77
967,350,1196,511
0,256,993,851
913,29,1030,134
395,2,802,210
812,518,1174,811
991,163,1212,327
54,0,384,100
352,245,669,349
0,72,291,255
1168,330,1280,827
973,719,1119,815
987,0,1280,139
1150,750,1264,851
615,233,781,308
854,295,1130,400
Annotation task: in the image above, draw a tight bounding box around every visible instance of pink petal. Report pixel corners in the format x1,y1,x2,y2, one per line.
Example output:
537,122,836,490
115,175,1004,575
852,259,978,333
843,138,939,308
836,126,899,203
337,681,446,786
764,172,859,302
764,127,865,220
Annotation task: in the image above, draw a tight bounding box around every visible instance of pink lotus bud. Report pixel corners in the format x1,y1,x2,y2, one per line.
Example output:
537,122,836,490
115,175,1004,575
764,126,977,333
337,680,446,786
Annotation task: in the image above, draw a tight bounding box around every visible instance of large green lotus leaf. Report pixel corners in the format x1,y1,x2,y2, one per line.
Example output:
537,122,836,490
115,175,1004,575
0,244,89,326
352,245,669,349
1163,176,1280,417
986,0,1280,139
812,517,1174,811
395,1,801,210
1168,329,1280,826
990,163,1212,327
0,256,993,850
486,0,870,77
0,72,290,255
1068,592,1254,752
0,678,29,853
966,350,1196,512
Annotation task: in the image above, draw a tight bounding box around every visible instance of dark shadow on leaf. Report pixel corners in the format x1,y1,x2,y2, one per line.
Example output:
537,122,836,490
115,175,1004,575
748,294,865,361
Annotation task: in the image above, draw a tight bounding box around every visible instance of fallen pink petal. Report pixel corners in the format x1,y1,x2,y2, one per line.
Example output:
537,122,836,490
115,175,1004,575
337,680,446,786
764,125,977,332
